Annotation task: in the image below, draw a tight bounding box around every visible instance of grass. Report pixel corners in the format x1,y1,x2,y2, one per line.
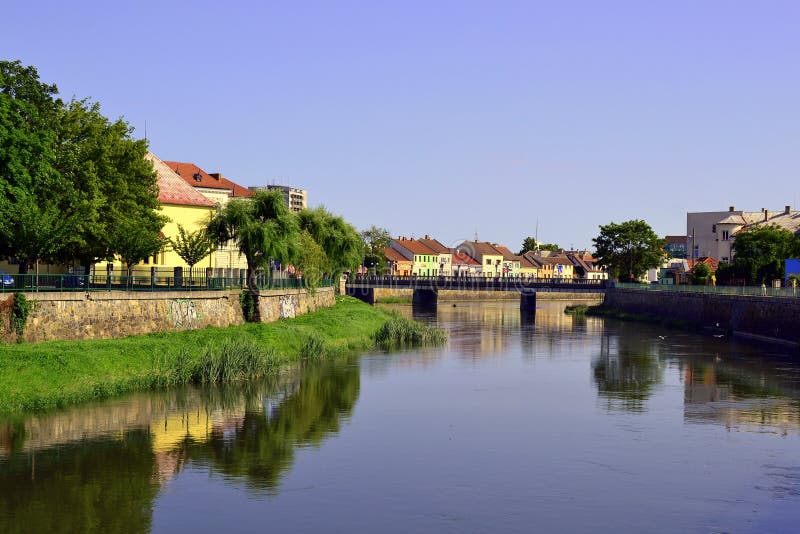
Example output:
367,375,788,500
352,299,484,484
375,316,448,348
0,295,418,415
564,304,589,315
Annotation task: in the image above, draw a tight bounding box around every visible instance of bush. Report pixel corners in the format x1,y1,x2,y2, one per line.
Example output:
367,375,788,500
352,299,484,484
298,334,327,362
12,293,31,341
239,290,256,322
375,316,447,348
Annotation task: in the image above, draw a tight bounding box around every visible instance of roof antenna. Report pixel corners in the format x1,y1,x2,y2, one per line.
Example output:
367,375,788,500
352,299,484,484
474,228,478,241
144,120,147,141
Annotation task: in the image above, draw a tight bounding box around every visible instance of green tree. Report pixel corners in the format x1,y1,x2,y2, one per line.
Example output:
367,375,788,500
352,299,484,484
730,225,800,284
360,225,391,274
294,230,328,290
592,220,665,281
169,224,215,281
114,220,167,278
297,207,364,278
0,60,69,274
206,190,299,313
518,237,560,255
691,262,711,285
53,99,164,274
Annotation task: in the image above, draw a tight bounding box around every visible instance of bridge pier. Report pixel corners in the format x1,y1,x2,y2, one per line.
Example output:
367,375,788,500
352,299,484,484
346,286,375,305
412,288,438,310
520,290,537,314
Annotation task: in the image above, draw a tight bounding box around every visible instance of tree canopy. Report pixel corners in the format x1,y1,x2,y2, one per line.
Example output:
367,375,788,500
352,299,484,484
361,225,391,274
297,207,363,278
518,237,560,255
592,220,665,281
0,60,164,274
206,190,299,290
716,225,800,284
170,225,215,279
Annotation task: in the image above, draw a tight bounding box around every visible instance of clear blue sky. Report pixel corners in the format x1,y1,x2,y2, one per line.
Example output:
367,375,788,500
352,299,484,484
4,1,799,251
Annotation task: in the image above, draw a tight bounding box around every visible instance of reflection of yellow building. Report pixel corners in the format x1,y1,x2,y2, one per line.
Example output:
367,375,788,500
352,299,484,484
149,408,246,453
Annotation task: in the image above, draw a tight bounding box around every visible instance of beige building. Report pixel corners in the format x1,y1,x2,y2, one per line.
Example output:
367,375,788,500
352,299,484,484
687,205,799,263
250,185,307,213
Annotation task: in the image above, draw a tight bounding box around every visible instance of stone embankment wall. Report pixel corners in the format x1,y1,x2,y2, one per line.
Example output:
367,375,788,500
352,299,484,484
604,288,800,346
0,287,334,343
372,288,604,302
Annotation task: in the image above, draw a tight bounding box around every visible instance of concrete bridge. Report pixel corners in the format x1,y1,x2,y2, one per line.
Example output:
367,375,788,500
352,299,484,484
346,275,609,312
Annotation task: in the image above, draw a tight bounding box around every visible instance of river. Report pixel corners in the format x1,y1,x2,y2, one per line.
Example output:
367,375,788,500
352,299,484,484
1,300,799,533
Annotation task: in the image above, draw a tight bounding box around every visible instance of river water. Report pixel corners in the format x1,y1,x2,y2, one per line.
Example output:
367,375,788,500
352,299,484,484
1,300,799,533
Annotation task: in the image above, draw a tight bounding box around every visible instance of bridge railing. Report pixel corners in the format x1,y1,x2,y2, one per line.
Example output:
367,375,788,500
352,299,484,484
614,282,800,298
348,274,608,290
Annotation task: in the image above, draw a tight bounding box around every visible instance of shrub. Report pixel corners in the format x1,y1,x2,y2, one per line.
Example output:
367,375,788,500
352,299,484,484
375,316,447,348
12,293,31,341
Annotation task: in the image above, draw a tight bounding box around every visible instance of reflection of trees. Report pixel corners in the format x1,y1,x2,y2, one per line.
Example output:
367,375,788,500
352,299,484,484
593,335,663,412
184,361,360,492
0,360,361,529
0,430,158,533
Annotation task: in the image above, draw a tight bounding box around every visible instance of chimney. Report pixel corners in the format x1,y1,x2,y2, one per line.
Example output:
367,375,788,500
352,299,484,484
786,205,791,214
210,173,222,181
764,210,769,222
424,234,430,240
729,206,735,212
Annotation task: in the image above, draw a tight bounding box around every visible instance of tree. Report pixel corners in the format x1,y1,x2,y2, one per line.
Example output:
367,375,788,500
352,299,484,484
592,220,665,281
722,225,800,284
518,237,560,255
170,224,215,281
297,207,363,278
360,226,391,274
113,220,167,278
691,262,711,285
0,60,67,274
294,230,328,290
206,190,299,301
52,99,164,273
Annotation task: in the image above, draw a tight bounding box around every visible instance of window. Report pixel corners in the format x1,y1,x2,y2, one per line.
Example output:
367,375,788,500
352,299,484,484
712,224,717,233
486,259,491,265
722,230,729,241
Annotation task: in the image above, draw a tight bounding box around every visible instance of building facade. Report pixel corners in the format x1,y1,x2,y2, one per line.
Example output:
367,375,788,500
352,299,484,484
249,185,307,213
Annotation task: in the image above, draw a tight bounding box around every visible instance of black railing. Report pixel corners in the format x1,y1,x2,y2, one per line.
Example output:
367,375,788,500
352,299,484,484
347,274,608,290
0,273,333,293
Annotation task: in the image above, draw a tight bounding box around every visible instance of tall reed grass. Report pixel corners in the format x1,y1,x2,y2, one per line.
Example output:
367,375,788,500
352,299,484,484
374,316,447,348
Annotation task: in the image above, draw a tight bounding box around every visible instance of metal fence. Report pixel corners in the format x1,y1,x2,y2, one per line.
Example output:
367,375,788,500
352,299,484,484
0,272,333,293
615,282,800,298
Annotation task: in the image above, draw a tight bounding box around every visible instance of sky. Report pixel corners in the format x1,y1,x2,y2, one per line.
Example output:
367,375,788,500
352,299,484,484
3,1,799,252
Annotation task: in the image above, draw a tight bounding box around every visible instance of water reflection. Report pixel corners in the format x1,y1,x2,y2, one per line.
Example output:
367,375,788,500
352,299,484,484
0,360,360,531
592,333,664,412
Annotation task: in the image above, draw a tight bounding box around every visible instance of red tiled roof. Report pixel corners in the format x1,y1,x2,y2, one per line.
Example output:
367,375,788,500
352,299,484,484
147,153,216,208
451,249,479,265
418,237,449,254
385,247,409,263
393,238,438,255
492,245,518,261
163,160,254,198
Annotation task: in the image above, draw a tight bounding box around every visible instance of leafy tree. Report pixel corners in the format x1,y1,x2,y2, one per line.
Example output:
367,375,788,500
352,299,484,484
113,220,167,277
730,225,800,284
360,226,391,274
297,207,363,278
691,262,711,285
0,60,68,274
294,230,328,290
53,99,164,273
206,190,299,308
592,220,665,281
169,224,215,280
518,237,560,255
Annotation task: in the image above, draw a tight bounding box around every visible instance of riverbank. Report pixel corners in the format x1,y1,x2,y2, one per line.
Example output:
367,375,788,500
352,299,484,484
0,296,437,415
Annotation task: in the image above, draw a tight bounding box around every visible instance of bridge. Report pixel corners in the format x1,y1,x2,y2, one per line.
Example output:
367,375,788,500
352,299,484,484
345,275,609,312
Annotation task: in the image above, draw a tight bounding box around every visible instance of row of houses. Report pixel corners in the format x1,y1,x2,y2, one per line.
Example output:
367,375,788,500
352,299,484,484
383,236,608,280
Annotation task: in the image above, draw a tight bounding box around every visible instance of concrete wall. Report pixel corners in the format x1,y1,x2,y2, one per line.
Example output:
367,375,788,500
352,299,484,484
372,287,604,302
0,287,335,343
604,288,800,346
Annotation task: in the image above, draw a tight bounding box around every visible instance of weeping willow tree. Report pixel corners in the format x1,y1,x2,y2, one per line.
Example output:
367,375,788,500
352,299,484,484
297,206,363,280
206,190,299,316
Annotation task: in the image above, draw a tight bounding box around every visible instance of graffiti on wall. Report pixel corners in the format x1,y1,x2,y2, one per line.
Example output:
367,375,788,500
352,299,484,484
169,299,202,328
279,296,296,319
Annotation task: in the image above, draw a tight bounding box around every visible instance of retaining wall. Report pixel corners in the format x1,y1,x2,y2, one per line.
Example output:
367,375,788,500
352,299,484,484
0,287,335,343
604,288,800,346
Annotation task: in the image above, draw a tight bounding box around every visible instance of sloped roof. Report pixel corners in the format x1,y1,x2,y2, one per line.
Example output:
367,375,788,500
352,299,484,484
147,152,216,207
518,255,539,270
163,160,254,198
717,214,746,225
418,237,450,254
458,241,504,259
492,245,518,261
451,249,479,265
392,238,438,255
385,247,409,263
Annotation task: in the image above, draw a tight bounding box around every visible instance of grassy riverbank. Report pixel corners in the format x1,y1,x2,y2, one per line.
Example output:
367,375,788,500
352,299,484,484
0,296,444,415
584,304,693,329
